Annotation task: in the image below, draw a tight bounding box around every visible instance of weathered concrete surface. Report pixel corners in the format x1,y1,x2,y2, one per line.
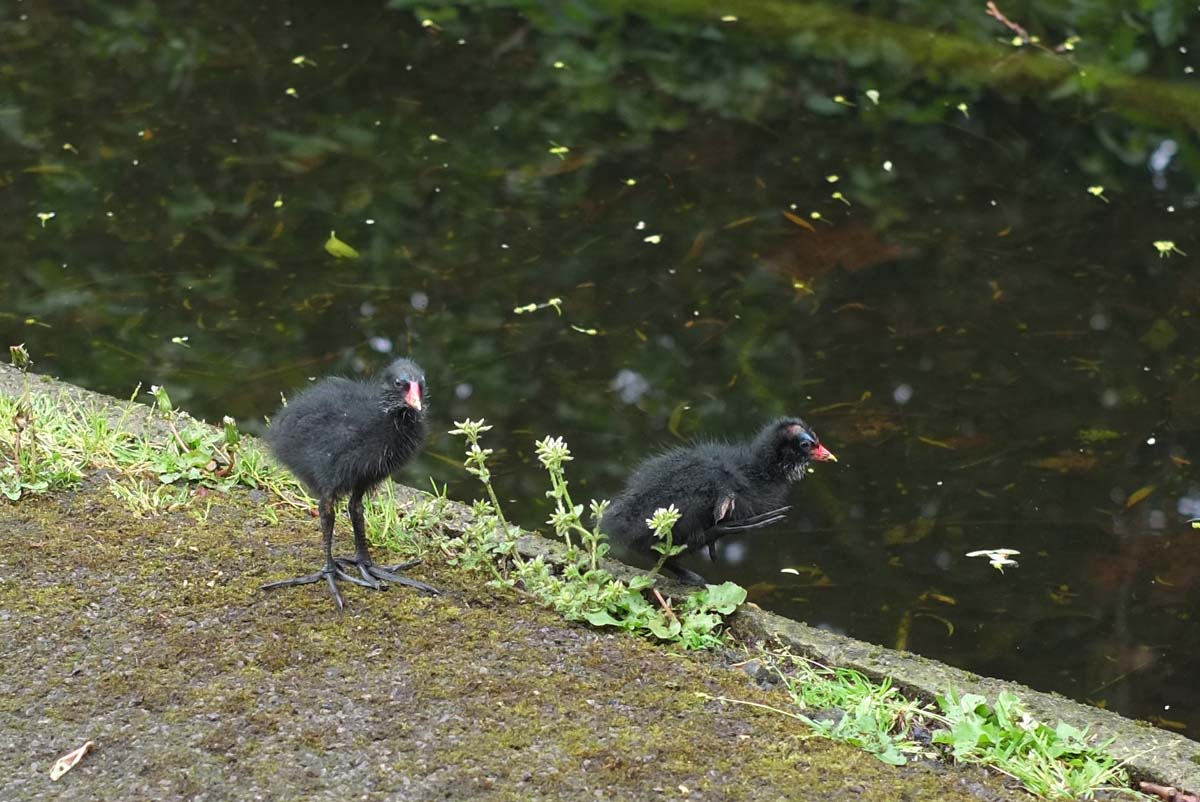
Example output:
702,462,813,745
1,479,1028,802
511,530,1200,795
2,364,1198,799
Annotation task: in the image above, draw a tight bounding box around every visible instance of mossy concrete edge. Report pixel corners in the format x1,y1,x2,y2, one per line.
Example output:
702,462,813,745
4,363,1198,794
727,606,1200,793
506,532,1200,794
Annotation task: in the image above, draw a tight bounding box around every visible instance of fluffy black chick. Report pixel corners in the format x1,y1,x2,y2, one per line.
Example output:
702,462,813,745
261,358,439,609
601,417,836,585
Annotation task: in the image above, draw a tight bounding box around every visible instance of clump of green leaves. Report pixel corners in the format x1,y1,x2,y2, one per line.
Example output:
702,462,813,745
711,650,1134,800
445,419,746,649
138,385,241,489
934,691,1130,800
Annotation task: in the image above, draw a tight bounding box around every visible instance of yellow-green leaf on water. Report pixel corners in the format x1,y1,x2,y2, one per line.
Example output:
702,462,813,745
1153,240,1185,258
1076,428,1120,445
919,590,957,606
782,210,816,231
917,436,954,449
884,517,935,545
513,297,563,316
24,164,68,175
791,278,815,296
1140,319,1177,351
1033,452,1097,472
324,231,359,260
1125,485,1155,509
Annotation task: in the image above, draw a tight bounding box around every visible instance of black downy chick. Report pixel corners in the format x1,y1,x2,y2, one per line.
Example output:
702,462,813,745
261,358,440,609
601,418,836,585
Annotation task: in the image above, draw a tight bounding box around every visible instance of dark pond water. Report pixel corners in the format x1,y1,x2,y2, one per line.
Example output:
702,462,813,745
4,2,1199,732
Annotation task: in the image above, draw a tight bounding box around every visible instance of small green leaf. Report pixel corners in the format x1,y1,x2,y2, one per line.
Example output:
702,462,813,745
1076,428,1119,444
702,581,747,614
583,609,620,628
645,614,681,640
1140,319,1177,351
324,230,360,260
150,384,173,413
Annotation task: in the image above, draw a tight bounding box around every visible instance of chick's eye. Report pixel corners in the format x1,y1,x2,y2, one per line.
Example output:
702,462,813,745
798,432,816,447
393,377,406,388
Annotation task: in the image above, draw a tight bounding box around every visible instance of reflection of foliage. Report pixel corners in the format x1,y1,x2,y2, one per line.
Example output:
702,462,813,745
3,1,1196,510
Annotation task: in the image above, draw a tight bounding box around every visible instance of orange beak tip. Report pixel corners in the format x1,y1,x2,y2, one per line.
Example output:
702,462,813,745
812,444,837,463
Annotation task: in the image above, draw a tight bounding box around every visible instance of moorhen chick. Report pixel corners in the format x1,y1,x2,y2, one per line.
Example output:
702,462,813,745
261,358,440,609
601,417,836,585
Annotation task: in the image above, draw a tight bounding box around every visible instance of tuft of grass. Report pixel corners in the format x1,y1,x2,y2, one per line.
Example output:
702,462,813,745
444,419,747,650
776,652,929,766
0,366,437,567
107,476,193,515
1,345,85,500
0,383,251,500
364,479,450,556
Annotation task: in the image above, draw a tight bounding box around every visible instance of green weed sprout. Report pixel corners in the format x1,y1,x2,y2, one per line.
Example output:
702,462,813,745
934,691,1130,799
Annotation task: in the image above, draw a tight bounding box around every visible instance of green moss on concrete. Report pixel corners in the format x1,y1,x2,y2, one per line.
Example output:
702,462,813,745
0,482,1031,801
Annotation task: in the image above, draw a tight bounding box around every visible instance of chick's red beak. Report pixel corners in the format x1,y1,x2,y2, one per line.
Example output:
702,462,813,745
406,383,422,411
812,444,837,462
